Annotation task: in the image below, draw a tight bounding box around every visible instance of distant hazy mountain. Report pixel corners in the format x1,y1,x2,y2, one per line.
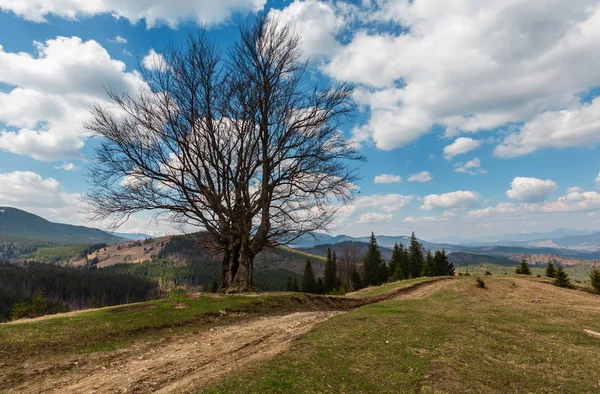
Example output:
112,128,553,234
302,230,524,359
289,232,452,251
542,231,600,251
432,228,597,246
0,207,125,245
111,232,156,241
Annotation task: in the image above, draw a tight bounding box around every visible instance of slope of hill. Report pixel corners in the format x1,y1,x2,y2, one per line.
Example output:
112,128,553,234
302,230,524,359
2,276,600,393
0,207,125,245
448,252,514,267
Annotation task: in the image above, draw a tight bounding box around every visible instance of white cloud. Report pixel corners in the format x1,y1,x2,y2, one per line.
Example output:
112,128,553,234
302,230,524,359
268,0,344,58
356,212,393,225
0,171,83,222
373,174,402,184
408,171,432,182
454,157,486,175
0,36,146,161
467,203,516,218
506,177,557,203
495,97,600,157
596,173,600,190
524,189,600,214
404,211,455,224
110,35,127,44
322,0,600,151
421,190,479,211
357,194,414,212
55,162,76,171
0,0,266,28
443,138,482,160
142,49,168,71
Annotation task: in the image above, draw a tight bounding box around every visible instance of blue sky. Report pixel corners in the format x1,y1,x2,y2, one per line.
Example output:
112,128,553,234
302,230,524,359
1,0,600,239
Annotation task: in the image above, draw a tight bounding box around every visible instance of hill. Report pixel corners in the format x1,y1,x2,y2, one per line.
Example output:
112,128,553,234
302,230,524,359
0,207,124,245
448,252,514,267
2,276,600,392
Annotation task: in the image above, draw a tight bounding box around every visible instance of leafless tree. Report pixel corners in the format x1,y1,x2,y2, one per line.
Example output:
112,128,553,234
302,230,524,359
85,16,364,292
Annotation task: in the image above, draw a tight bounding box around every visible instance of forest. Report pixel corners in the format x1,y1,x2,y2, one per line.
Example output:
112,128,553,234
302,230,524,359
0,259,159,322
286,232,455,294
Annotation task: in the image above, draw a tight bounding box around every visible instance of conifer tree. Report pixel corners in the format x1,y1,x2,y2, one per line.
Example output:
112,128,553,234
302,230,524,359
433,249,454,276
446,256,455,276
394,243,410,280
388,244,400,280
292,274,299,292
516,258,531,275
302,259,316,293
422,250,436,277
362,232,386,286
589,264,600,294
285,275,293,291
545,260,556,278
316,278,325,294
553,264,573,288
349,263,363,291
324,248,337,293
408,232,425,278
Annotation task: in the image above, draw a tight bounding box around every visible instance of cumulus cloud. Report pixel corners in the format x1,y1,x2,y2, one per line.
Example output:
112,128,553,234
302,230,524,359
0,171,83,221
142,49,168,71
467,203,517,218
443,138,482,160
506,177,557,203
110,35,127,44
421,190,479,211
524,189,600,214
408,171,432,182
268,0,344,58
356,212,393,225
0,36,146,161
404,211,455,224
357,194,414,213
0,0,266,28
55,162,76,171
454,158,486,175
495,97,600,157
373,174,402,184
321,0,600,151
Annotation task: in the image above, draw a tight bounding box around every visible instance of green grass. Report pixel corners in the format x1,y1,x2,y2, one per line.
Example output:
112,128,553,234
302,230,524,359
204,276,600,393
0,289,375,363
458,263,594,284
347,277,440,297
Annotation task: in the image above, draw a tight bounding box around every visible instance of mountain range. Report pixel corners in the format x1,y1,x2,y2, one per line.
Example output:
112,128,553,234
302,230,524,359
4,207,600,262
0,207,125,245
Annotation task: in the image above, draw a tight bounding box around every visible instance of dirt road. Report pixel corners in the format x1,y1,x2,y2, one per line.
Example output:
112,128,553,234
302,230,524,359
12,312,340,394
391,278,456,300
7,279,455,394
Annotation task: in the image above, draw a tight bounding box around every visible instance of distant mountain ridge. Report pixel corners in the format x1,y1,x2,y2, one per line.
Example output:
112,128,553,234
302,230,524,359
0,207,125,245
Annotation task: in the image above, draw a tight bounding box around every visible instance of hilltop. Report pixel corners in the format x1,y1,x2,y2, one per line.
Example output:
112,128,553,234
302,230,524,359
0,207,124,245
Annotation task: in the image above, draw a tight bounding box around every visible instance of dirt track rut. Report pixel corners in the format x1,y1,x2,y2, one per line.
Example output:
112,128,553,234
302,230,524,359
8,279,454,394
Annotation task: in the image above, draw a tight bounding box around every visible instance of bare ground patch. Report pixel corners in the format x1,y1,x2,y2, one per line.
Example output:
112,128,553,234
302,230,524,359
12,311,340,394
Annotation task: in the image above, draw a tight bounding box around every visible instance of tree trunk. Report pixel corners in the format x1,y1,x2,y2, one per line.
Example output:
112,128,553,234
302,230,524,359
221,243,240,290
227,241,254,293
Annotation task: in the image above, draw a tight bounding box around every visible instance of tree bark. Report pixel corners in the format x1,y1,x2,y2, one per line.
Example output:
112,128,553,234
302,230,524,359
221,243,241,290
227,239,254,293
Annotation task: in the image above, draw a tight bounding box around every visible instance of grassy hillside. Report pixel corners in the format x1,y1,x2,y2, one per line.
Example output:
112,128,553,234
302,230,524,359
205,276,600,393
0,207,124,245
457,262,595,284
2,276,599,393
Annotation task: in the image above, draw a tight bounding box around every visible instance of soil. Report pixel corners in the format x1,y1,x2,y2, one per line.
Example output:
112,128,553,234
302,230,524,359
5,279,455,393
